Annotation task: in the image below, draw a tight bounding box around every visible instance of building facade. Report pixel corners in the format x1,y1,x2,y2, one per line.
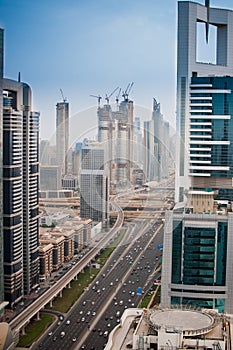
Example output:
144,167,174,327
80,146,109,223
176,0,233,202
56,100,69,175
2,78,40,306
161,208,233,313
0,28,4,313
162,1,233,314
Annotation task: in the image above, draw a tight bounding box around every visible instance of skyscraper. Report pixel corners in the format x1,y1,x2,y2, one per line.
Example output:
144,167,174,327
144,99,170,182
175,0,233,202
97,93,134,190
80,145,109,224
0,28,5,313
161,1,233,314
2,77,40,306
56,99,69,175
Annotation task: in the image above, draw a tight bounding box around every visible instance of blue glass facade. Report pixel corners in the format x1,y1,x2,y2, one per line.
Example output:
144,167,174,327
190,76,233,178
171,218,228,312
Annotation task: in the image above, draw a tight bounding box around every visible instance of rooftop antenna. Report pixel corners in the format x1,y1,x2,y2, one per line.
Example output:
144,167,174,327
90,94,102,106
105,86,119,104
60,88,67,102
205,0,210,44
18,72,21,83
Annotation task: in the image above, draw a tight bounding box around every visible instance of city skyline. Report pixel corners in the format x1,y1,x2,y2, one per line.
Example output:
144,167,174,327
1,0,233,142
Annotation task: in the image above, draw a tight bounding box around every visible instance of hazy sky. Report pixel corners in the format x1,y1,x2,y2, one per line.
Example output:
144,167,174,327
1,0,233,144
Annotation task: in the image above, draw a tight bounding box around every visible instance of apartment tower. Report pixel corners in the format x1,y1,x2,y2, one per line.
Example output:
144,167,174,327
3,77,40,306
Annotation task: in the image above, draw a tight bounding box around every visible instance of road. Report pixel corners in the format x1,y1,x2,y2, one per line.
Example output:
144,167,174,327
33,219,163,350
9,201,124,333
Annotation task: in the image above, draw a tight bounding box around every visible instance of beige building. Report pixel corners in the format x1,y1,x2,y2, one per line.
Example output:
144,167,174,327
39,231,65,270
39,243,53,282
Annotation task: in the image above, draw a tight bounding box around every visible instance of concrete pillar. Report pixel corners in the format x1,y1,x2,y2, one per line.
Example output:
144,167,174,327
36,312,40,320
67,282,71,289
21,327,26,335
50,300,53,307
59,291,63,297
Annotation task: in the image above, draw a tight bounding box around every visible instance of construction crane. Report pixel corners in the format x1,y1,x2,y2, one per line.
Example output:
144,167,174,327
60,88,67,102
105,86,119,104
90,94,102,106
116,88,121,105
124,82,134,101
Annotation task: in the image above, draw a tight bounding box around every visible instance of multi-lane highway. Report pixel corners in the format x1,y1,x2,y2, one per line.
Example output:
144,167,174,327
33,219,163,350
9,201,124,334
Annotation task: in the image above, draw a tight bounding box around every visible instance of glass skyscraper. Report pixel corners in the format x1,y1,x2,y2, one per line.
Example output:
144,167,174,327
161,1,233,314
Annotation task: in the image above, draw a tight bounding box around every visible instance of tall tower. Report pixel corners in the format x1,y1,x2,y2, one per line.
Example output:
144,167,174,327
176,0,233,202
56,98,69,175
161,1,233,314
2,78,40,306
0,28,5,313
80,145,109,224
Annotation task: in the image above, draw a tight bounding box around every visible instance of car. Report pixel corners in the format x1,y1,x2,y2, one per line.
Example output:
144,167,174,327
87,311,91,315
48,331,53,336
77,319,81,323
72,337,77,342
66,319,70,325
92,311,96,316
107,323,111,327
59,315,64,321
81,317,85,322
53,336,57,341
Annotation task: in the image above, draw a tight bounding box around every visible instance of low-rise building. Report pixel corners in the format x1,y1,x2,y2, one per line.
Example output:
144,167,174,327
39,243,53,281
104,307,230,350
39,231,65,270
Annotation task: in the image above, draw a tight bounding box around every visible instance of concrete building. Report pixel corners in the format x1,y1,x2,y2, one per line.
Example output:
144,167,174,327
40,165,62,191
97,93,134,190
2,76,40,307
72,142,82,180
39,243,53,282
144,99,170,183
80,146,109,224
61,174,78,191
39,232,65,271
133,117,143,170
176,0,233,202
56,100,69,175
104,307,230,350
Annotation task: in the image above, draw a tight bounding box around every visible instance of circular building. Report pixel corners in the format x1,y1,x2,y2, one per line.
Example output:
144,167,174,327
149,308,218,336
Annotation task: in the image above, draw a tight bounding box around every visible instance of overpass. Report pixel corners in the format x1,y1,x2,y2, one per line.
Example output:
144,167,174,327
9,201,124,337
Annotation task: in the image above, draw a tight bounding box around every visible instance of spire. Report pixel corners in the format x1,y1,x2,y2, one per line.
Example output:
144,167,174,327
205,0,210,44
